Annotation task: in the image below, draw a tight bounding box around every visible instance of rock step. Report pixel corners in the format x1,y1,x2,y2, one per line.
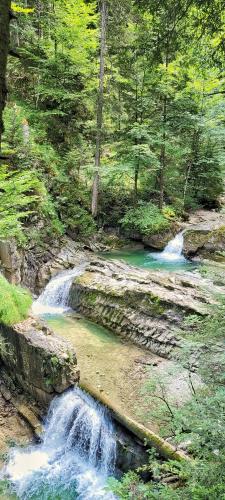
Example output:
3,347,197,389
69,258,225,358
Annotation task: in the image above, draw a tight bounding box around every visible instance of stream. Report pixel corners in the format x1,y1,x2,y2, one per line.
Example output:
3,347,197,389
1,233,195,499
100,232,196,271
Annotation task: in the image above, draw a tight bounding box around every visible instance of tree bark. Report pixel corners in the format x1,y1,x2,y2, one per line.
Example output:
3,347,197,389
0,0,11,151
159,94,167,209
91,0,108,217
183,130,200,208
158,43,169,210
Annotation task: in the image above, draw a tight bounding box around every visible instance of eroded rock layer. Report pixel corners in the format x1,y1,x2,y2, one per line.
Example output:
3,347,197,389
69,259,220,357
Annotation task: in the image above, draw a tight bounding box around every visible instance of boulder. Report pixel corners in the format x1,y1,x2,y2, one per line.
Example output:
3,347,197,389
142,227,178,250
182,210,225,259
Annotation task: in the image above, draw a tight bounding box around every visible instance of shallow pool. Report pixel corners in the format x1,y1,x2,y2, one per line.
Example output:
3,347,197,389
99,248,196,272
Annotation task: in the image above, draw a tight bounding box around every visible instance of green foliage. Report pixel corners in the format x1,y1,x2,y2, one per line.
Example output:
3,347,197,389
53,178,96,237
12,2,34,14
0,275,32,325
162,206,176,219
4,0,225,241
108,472,179,499
120,203,170,235
110,338,225,499
0,165,44,243
183,293,225,341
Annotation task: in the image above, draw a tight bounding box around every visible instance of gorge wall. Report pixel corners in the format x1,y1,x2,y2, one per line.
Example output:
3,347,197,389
69,258,221,359
0,318,80,406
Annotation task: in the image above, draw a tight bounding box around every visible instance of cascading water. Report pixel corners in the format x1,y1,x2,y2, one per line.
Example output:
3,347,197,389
32,265,86,316
151,231,186,263
3,387,117,500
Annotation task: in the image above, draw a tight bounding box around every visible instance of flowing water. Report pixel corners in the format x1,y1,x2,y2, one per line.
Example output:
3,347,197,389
151,231,187,264
101,232,195,271
32,265,86,316
2,232,195,498
3,388,116,500
2,267,118,499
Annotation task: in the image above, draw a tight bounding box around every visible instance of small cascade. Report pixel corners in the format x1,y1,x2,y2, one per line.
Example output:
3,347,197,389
3,387,117,499
32,265,86,315
152,231,186,263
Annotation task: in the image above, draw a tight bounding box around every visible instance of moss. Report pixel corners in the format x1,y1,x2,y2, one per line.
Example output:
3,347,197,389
50,355,60,367
209,225,225,238
85,291,99,305
143,294,165,316
75,272,94,286
185,230,208,245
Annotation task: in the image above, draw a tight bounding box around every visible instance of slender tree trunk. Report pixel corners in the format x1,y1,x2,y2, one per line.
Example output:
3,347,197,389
0,0,11,151
134,76,139,201
159,47,169,209
183,89,205,208
91,0,108,217
183,129,200,208
133,66,147,202
159,95,167,209
118,87,121,131
134,162,139,201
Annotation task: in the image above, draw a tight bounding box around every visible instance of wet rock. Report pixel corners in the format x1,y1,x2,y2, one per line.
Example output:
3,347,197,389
142,226,179,250
16,404,43,438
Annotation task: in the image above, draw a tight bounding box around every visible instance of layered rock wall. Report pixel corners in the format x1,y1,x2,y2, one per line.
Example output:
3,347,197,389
69,259,218,358
0,319,79,405
0,237,91,293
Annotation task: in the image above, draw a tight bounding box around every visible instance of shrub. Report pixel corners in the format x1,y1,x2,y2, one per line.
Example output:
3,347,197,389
162,205,176,219
0,275,32,325
120,202,170,236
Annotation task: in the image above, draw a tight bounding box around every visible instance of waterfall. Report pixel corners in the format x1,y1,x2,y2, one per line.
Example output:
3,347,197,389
32,265,86,316
3,387,117,499
152,231,186,262
161,231,185,260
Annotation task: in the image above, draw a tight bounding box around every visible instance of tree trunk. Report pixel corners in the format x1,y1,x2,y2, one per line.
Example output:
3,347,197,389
183,129,200,208
134,163,139,202
134,77,139,201
159,95,167,210
158,45,169,210
91,0,108,217
0,0,11,151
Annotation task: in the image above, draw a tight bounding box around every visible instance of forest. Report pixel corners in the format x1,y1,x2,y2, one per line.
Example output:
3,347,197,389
1,0,225,244
1,1,225,499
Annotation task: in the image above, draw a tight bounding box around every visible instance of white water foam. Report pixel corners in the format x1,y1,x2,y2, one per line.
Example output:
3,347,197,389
4,387,116,499
151,231,186,263
32,265,86,316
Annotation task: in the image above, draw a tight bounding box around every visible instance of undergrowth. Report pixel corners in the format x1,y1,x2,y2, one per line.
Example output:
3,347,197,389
0,275,32,325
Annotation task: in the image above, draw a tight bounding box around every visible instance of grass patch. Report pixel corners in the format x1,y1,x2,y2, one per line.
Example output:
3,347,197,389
0,275,32,325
